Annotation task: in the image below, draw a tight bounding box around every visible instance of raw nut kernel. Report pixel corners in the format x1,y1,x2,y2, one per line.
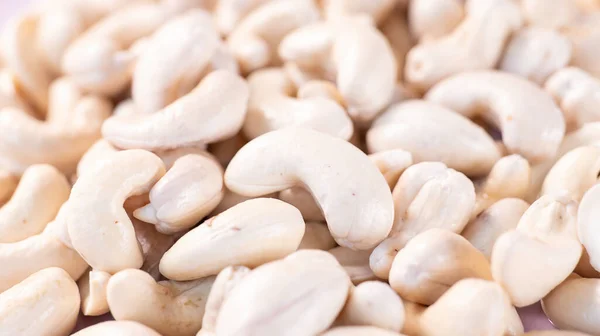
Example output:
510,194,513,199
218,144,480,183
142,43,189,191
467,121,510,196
368,149,413,189
542,146,600,201
408,0,463,41
578,184,600,272
78,269,111,316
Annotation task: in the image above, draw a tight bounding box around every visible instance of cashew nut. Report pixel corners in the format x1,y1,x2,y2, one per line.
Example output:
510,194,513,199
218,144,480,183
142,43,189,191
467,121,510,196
75,139,118,179
213,0,272,36
78,269,111,316
542,146,600,201
72,321,162,336
578,184,600,273
299,221,337,250
329,246,376,285
521,0,579,29
408,0,464,41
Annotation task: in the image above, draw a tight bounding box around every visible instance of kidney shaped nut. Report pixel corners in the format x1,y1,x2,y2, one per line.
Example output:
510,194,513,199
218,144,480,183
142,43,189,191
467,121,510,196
78,269,111,316
243,67,353,141
578,184,600,273
225,127,394,250
67,150,166,273
337,281,405,332
134,154,224,234
368,149,413,189
367,100,501,177
73,321,163,336
299,221,337,250
0,164,70,243
408,0,464,41
499,27,572,85
323,326,405,336
214,250,351,336
329,246,376,285
107,269,215,336
389,229,492,305
542,146,600,201
426,71,566,163
492,194,582,307
405,0,522,91
103,70,249,151
545,67,600,131
160,198,305,281
370,162,475,279
0,267,80,336
322,0,396,24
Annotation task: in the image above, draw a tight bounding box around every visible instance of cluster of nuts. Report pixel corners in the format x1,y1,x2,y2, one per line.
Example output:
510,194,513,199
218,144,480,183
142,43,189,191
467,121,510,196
1,0,600,335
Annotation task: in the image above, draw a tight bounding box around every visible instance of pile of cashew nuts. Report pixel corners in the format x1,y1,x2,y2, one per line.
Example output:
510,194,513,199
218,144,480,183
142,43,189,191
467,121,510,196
1,0,600,335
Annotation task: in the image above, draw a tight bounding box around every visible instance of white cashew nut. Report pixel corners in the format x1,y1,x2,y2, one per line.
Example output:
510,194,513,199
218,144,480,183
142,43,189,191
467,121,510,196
408,0,464,41
542,146,600,201
578,184,600,273
78,269,111,316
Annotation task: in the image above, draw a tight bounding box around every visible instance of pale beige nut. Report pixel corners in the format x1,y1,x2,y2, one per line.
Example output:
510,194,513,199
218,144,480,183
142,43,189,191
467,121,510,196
214,250,351,336
370,162,475,279
0,267,80,335
405,0,522,91
209,188,276,216
562,13,600,79
419,279,522,336
134,154,224,234
578,184,600,272
299,221,337,250
208,133,247,168
545,67,600,131
380,13,412,81
0,171,17,205
323,326,406,336
492,194,582,307
160,198,305,280
521,0,579,29
499,27,572,85
542,146,600,201
322,0,396,24
78,269,111,316
462,198,529,260
389,229,492,305
243,68,353,140
107,269,215,336
368,149,413,189
102,70,249,150
408,0,464,41
426,71,565,163
75,139,118,179
225,127,394,250
72,321,163,336
279,187,325,222
367,100,501,177
213,0,273,35
67,150,166,273
329,246,376,285
0,164,70,243
336,281,405,332
132,218,178,280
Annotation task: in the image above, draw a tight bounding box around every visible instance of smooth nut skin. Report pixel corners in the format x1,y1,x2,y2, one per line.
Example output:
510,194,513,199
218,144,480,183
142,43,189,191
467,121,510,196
426,71,566,163
0,164,70,243
107,269,215,336
225,127,394,250
329,247,376,285
336,281,405,332
542,146,600,201
368,150,413,189
0,267,80,336
134,154,224,234
546,67,600,131
214,250,351,336
323,326,406,336
389,229,492,305
72,321,163,336
492,194,581,307
578,184,600,272
462,198,529,260
102,70,250,150
160,198,305,281
67,150,166,274
408,0,463,41
78,269,111,316
367,100,500,177
279,187,325,222
76,139,118,179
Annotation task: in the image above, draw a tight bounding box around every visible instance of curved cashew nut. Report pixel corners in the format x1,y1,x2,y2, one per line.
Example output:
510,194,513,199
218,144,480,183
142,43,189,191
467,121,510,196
389,229,492,305
542,146,600,201
370,162,475,279
160,198,304,280
367,100,500,176
521,0,579,29
578,184,600,273
462,198,529,260
225,127,394,250
73,321,163,336
368,149,413,189
499,27,572,85
330,246,376,285
323,326,405,336
491,194,582,307
0,267,79,335
134,154,224,234
336,281,405,332
408,0,464,41
67,149,166,273
78,269,111,316
563,13,600,79
323,0,396,24
107,269,215,336
546,67,600,131
213,0,273,36
243,68,353,140
214,250,351,336
0,164,70,243
102,70,249,150
425,71,565,162
299,221,337,250
405,0,522,91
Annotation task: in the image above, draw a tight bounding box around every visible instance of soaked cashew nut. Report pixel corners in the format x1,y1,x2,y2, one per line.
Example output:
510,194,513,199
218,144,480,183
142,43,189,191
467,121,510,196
542,146,600,201
330,246,376,285
225,127,394,250
72,321,162,336
389,229,492,305
160,198,305,280
491,194,582,307
462,198,529,260
102,70,249,150
279,187,325,222
370,162,475,279
299,221,337,250
0,164,70,243
408,0,464,41
499,27,572,85
368,149,413,189
0,267,79,335
426,71,565,163
336,281,405,332
323,0,396,24
578,184,600,272
67,150,166,273
562,13,600,79
107,269,215,336
367,100,501,176
521,0,579,29
78,269,111,316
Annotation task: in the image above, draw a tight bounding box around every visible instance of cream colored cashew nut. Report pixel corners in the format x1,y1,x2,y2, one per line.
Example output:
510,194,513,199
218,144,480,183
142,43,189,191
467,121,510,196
225,127,394,250
408,0,464,41
542,146,600,201
426,71,566,163
0,171,17,205
329,246,376,285
78,269,111,316
578,184,600,273
72,321,163,336
75,139,118,179
299,222,337,250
